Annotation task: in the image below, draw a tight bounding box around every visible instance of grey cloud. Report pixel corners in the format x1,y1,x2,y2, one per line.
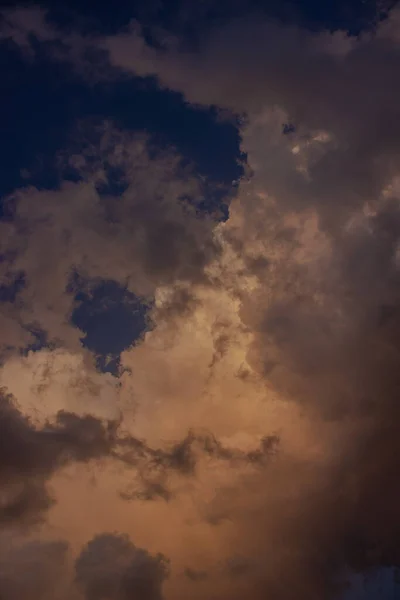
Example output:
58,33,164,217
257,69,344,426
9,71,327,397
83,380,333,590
75,533,169,600
8,8,400,234
0,386,278,523
0,122,221,353
115,429,279,502
97,6,400,596
0,389,117,525
226,196,400,598
6,5,400,598
0,530,170,600
96,10,400,232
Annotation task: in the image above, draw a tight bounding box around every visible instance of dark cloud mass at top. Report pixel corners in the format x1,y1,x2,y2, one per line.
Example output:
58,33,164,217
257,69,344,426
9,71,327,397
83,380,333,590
2,1,400,599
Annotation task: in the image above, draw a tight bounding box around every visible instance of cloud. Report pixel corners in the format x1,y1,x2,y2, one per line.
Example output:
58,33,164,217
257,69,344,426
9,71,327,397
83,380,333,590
0,348,121,423
94,6,400,596
75,533,169,600
0,529,171,600
4,3,400,599
95,8,400,233
0,122,221,355
0,7,57,49
0,332,279,523
0,389,117,525
0,533,70,600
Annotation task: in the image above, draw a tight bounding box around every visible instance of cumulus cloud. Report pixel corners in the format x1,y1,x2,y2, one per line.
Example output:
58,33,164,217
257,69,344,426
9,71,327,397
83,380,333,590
75,533,169,600
0,387,124,524
0,529,171,600
4,3,400,600
0,381,278,528
94,7,400,596
100,13,400,234
0,122,220,355
0,348,121,423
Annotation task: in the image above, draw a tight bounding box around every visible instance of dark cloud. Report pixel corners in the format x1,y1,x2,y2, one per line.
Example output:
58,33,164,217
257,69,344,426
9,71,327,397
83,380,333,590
0,386,278,525
0,389,116,524
66,126,222,291
183,567,208,581
0,528,171,600
0,270,25,304
115,429,279,502
75,533,169,600
225,195,400,598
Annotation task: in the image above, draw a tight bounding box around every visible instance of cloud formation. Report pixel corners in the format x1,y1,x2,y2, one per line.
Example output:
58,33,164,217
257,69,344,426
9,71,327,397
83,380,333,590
0,122,220,354
0,388,115,525
75,533,169,600
3,3,400,600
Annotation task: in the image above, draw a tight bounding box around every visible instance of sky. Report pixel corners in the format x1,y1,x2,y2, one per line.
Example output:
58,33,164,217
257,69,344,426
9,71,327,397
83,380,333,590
2,0,400,599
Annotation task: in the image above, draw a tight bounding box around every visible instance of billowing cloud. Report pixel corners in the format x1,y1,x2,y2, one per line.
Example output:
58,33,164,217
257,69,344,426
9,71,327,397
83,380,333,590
3,3,400,600
100,12,400,235
75,533,169,600
0,348,121,423
0,389,117,525
0,122,220,354
0,529,171,600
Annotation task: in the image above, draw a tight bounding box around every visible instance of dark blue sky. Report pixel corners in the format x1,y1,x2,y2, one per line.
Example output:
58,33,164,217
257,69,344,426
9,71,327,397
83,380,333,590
1,0,395,199
2,0,395,207
1,0,395,196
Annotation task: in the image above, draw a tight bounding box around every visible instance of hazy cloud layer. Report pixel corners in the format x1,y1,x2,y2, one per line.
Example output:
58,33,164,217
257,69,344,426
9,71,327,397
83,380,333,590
0,534,70,600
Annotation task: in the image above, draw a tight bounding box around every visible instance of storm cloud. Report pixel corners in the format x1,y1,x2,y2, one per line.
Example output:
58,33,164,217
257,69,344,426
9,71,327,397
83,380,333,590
2,2,400,599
